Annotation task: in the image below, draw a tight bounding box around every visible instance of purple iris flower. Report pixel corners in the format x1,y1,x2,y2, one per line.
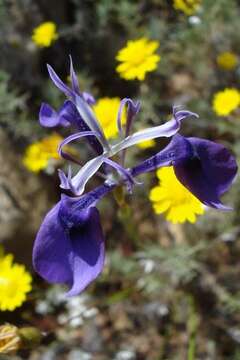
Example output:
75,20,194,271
33,133,237,295
33,59,237,296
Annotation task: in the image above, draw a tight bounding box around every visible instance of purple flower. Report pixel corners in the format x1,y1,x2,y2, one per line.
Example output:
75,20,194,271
33,58,237,296
33,133,237,295
131,134,237,209
33,184,113,296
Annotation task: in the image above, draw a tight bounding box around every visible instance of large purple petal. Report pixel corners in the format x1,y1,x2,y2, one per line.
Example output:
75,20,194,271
58,195,105,295
33,202,72,284
188,137,237,195
66,207,105,296
174,137,237,209
33,196,106,296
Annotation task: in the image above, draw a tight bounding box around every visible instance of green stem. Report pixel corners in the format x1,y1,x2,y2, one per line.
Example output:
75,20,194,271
187,296,198,360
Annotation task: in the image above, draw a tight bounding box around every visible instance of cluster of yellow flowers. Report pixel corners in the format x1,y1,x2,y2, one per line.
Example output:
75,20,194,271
0,252,32,311
23,133,63,173
149,167,204,224
173,0,201,15
212,88,240,116
32,21,58,47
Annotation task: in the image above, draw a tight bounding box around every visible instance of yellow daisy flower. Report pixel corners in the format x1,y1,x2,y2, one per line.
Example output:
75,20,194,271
23,133,63,173
93,97,126,139
0,254,32,311
32,22,58,47
116,38,160,81
149,167,204,224
217,52,238,70
212,88,240,116
173,0,201,15
137,139,156,149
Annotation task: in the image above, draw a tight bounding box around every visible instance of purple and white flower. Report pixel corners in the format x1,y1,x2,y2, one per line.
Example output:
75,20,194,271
33,59,238,296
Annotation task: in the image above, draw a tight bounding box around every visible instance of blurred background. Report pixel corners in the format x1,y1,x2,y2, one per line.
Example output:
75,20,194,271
1,0,240,359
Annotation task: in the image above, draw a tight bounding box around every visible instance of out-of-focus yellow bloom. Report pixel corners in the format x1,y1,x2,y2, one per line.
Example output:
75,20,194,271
32,22,58,47
212,88,240,116
137,139,156,149
93,97,126,139
217,52,238,70
149,167,204,224
23,133,63,173
0,254,32,311
116,38,160,81
0,324,20,354
173,0,201,15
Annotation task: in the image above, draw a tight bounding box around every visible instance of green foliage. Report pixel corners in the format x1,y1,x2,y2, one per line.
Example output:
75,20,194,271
140,242,205,285
0,71,25,117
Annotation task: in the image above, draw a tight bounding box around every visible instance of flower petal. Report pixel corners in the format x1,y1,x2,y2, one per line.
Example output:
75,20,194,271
59,101,103,154
33,200,105,296
39,103,61,127
103,157,137,191
47,64,74,98
112,109,197,154
58,100,78,126
70,155,105,195
65,207,105,296
58,130,101,163
75,96,110,150
174,137,237,209
131,134,193,177
33,202,72,284
188,137,238,196
58,168,71,189
117,98,140,136
83,92,96,105
69,55,80,95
